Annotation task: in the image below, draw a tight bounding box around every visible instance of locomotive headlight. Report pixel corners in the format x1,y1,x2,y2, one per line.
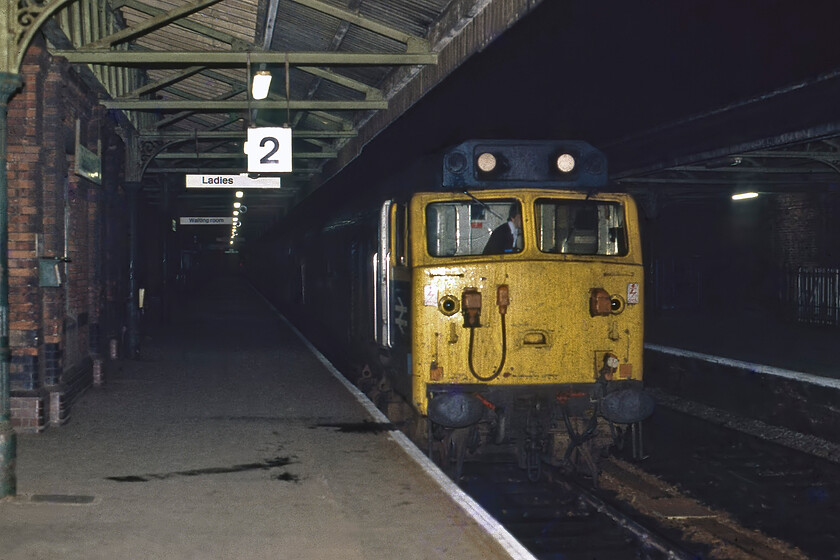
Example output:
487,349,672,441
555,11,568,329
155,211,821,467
438,295,460,316
476,152,497,173
556,153,576,173
591,289,626,316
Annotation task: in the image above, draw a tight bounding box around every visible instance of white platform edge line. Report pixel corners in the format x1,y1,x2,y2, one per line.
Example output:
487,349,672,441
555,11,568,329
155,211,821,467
645,343,840,390
276,314,537,560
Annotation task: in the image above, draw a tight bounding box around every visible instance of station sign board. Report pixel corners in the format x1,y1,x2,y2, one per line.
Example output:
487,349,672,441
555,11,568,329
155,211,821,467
243,127,292,173
75,143,102,185
185,174,281,189
179,217,234,225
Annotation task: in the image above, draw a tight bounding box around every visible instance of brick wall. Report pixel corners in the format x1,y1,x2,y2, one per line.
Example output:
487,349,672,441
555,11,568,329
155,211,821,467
6,39,129,432
774,192,822,268
645,190,839,315
7,44,48,407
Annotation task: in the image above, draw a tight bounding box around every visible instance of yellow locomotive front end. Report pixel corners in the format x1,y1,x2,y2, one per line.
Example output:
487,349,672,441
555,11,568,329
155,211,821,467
373,140,653,478
411,190,645,411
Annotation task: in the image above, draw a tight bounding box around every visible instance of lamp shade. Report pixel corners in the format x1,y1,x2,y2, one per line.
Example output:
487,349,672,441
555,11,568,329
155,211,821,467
252,70,272,100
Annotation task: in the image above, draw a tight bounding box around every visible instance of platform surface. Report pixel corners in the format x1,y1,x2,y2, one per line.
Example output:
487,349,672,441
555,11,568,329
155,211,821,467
0,276,526,560
647,308,839,379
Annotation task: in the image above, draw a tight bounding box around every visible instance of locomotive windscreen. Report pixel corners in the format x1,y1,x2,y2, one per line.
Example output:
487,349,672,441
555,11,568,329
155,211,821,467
536,199,628,256
426,200,519,257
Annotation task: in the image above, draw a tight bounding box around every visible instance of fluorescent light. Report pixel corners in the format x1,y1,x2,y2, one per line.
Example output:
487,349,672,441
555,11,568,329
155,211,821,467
732,192,759,201
252,70,272,100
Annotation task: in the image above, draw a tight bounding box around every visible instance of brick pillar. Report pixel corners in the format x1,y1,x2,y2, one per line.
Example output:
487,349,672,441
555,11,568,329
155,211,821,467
0,70,24,497
126,181,141,358
39,50,67,430
7,46,47,404
775,192,820,268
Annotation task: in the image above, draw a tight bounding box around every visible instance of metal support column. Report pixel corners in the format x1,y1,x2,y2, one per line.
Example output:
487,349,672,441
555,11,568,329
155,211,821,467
125,181,141,358
161,181,170,324
0,72,22,498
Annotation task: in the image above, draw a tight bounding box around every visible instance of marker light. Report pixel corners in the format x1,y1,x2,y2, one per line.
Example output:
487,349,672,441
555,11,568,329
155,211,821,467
732,192,759,201
234,202,241,208
235,191,244,198
476,152,497,173
556,153,576,173
233,211,239,216
444,152,467,173
252,70,272,100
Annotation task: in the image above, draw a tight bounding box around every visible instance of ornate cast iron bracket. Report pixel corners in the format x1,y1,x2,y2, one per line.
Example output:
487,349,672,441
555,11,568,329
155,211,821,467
5,0,74,72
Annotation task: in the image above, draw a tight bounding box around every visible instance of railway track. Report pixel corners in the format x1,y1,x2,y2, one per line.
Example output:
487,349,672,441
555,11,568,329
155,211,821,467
457,447,811,560
459,457,693,560
379,356,838,558
638,400,840,559
448,386,837,560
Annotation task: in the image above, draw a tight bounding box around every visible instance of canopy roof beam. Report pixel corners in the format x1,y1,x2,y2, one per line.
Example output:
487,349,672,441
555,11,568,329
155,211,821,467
103,99,388,110
50,50,438,65
126,65,205,98
83,0,223,49
289,0,429,53
298,66,382,100
110,0,249,48
154,151,337,159
138,130,357,139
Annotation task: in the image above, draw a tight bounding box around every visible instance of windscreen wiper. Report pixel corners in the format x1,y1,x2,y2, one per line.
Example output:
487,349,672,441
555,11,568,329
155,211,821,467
462,190,506,222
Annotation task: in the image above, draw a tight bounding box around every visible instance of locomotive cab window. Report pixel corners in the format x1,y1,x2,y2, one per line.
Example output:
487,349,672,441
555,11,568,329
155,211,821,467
426,199,520,257
392,202,408,266
536,199,627,256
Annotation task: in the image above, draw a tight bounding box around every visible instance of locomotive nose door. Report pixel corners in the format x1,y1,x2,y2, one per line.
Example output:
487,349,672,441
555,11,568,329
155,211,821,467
373,200,408,349
373,201,394,347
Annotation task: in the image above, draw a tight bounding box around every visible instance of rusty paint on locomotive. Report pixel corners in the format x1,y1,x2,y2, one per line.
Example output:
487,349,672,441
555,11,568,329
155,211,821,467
406,190,644,416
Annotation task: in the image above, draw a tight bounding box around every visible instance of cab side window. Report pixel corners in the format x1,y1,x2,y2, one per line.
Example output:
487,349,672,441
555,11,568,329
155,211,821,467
393,203,408,266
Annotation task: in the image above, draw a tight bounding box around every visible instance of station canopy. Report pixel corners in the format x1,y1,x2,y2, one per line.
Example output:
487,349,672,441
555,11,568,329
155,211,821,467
31,0,840,241
38,0,541,241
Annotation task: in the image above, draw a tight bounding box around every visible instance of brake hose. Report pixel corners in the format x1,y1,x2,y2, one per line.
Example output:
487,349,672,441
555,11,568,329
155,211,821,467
468,313,506,382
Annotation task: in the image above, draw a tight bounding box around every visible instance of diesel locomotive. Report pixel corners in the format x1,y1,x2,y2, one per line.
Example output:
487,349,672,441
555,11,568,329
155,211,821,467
247,139,654,481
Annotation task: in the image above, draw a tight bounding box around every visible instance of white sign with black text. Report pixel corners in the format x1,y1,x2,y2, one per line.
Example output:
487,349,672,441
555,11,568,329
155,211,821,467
185,174,281,189
244,127,292,173
179,217,234,225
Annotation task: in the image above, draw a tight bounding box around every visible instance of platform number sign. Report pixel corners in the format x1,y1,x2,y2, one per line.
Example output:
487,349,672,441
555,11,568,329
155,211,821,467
244,127,292,173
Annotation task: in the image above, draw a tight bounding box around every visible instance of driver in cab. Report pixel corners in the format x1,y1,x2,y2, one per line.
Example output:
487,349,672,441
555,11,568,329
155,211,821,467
483,204,523,255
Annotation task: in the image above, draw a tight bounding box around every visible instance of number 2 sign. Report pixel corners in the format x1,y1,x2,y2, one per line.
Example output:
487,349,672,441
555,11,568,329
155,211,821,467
244,127,292,173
